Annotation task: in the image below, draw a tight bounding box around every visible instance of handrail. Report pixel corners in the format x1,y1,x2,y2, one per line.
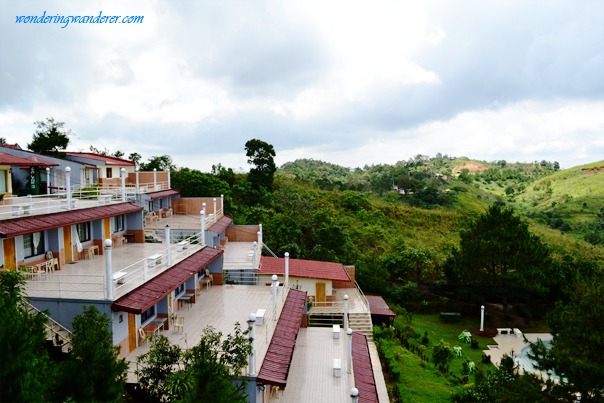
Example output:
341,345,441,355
26,301,73,348
354,280,370,313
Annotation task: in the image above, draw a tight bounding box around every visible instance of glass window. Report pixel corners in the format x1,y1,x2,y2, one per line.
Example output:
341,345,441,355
23,232,45,258
0,170,6,192
175,283,185,296
113,215,124,233
106,167,113,178
76,222,91,242
141,306,155,324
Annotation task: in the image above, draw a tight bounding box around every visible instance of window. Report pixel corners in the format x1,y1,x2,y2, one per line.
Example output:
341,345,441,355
113,215,124,233
106,167,113,178
141,306,155,324
175,283,185,296
0,170,6,192
23,232,45,258
76,222,91,242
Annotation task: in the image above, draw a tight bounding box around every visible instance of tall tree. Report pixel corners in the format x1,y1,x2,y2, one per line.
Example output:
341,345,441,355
245,139,276,191
445,205,552,313
139,155,175,171
129,152,142,166
534,268,604,401
28,118,71,157
56,306,128,402
0,271,51,402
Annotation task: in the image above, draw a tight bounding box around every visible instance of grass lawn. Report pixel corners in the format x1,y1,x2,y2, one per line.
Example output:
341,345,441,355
377,311,552,401
407,313,495,376
377,313,500,402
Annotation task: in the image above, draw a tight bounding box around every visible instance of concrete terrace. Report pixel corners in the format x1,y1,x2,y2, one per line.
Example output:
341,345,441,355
123,284,287,383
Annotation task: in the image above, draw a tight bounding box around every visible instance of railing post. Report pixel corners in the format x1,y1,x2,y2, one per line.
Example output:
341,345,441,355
166,225,171,266
167,167,171,190
65,166,72,209
347,327,353,374
247,313,256,375
121,168,126,201
344,294,349,332
153,168,157,189
213,197,217,220
272,275,278,321
46,167,50,195
200,204,206,247
105,239,113,300
135,167,140,194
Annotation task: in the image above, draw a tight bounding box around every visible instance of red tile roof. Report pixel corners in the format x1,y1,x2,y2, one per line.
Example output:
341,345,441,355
65,152,135,166
0,203,143,238
147,189,180,199
352,332,379,403
365,296,396,317
208,215,233,234
259,256,350,282
257,289,307,388
0,152,58,167
112,247,222,314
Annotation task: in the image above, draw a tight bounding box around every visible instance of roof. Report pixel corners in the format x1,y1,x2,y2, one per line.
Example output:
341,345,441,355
0,152,58,168
0,203,143,238
208,215,233,234
65,152,135,166
366,296,396,317
259,256,350,282
257,289,307,388
147,189,180,199
352,332,379,403
112,247,223,314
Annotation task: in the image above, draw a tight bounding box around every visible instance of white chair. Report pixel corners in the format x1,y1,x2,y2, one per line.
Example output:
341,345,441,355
173,315,184,333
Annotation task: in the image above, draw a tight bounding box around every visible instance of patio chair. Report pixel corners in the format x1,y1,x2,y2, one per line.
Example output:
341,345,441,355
204,268,213,288
173,315,184,333
138,328,149,346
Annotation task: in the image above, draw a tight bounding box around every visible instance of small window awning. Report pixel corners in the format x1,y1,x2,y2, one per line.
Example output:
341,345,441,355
365,296,396,317
208,215,233,234
147,189,180,199
111,247,222,314
257,289,307,388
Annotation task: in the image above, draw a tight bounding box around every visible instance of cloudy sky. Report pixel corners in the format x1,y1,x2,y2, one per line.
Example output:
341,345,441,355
1,0,603,171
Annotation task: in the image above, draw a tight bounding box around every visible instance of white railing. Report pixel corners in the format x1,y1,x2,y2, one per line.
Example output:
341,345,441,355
25,233,205,300
354,280,370,312
27,301,73,350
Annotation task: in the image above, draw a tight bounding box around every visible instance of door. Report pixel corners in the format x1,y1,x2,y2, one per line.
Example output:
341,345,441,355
3,238,16,271
63,225,73,264
315,282,326,307
104,218,111,242
128,314,137,351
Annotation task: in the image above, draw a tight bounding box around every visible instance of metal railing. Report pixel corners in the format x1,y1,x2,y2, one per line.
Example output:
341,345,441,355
27,301,73,351
25,232,205,300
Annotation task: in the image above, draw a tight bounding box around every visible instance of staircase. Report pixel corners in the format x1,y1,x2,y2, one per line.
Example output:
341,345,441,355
348,312,374,341
27,302,72,353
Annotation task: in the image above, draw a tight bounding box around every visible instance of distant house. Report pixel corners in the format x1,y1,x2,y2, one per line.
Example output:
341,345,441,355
64,152,136,187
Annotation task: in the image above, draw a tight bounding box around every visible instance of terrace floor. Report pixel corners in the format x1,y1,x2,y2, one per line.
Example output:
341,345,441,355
280,327,390,403
124,284,286,383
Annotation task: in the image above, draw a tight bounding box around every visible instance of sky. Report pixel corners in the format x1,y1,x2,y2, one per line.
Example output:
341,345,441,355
1,0,603,172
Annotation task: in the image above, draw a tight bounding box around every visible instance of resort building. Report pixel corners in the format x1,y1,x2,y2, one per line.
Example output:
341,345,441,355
0,151,390,402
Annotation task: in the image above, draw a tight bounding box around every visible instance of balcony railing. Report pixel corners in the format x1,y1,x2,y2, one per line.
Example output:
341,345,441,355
24,232,205,300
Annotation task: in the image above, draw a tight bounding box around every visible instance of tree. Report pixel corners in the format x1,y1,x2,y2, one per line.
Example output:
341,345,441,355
452,356,549,402
445,205,552,313
432,339,454,371
535,268,604,401
129,152,142,166
136,335,184,402
56,306,128,402
0,271,51,402
136,324,253,403
28,118,71,156
139,155,175,171
245,139,276,191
